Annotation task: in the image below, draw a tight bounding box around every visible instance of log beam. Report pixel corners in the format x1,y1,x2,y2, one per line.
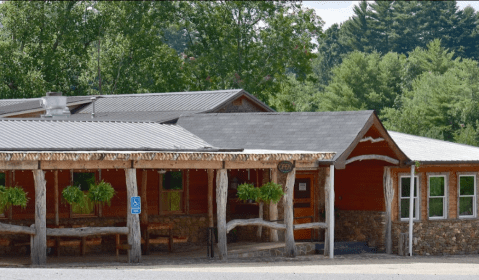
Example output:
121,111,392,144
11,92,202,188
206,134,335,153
0,161,38,170
0,222,35,234
216,169,228,260
207,169,214,228
269,168,279,242
294,222,327,230
42,160,130,170
125,169,141,263
227,218,286,232
284,168,296,257
32,170,47,265
345,155,399,166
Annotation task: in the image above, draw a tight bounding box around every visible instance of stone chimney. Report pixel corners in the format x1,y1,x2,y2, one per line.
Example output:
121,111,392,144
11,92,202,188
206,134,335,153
40,92,71,119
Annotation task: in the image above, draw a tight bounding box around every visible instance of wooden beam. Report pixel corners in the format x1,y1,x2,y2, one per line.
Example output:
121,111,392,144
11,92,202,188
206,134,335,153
284,168,296,257
207,169,214,228
329,165,335,259
294,222,327,230
32,170,47,265
42,160,129,170
225,161,277,169
125,169,141,263
383,166,394,254
46,226,128,237
53,170,59,226
227,218,286,232
360,136,384,143
0,222,35,234
135,160,222,169
345,155,399,166
140,170,148,225
0,161,38,170
216,169,228,260
269,168,279,242
295,161,319,169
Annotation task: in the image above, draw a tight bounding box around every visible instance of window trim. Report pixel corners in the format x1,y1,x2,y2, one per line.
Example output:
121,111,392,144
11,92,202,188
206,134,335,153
457,172,477,219
427,173,448,220
70,170,100,218
159,170,186,215
399,174,420,221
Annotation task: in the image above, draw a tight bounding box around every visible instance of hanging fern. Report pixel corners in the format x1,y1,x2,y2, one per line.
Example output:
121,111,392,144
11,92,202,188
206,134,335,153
259,182,284,204
88,180,116,206
236,183,260,202
0,186,29,213
62,185,87,208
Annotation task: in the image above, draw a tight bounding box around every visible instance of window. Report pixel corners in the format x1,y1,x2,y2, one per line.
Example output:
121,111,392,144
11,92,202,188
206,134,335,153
400,176,419,220
458,175,476,218
161,171,184,213
428,175,447,219
71,171,96,215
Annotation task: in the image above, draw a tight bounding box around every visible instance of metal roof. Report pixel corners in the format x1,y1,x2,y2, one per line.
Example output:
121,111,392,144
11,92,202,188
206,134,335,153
0,119,215,151
0,96,92,116
389,131,479,163
67,111,201,123
177,111,374,160
75,89,273,114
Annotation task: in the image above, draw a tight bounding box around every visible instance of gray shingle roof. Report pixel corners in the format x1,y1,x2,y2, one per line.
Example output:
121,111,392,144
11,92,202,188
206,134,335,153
389,131,479,163
0,96,91,116
177,111,375,160
0,119,214,151
75,89,273,115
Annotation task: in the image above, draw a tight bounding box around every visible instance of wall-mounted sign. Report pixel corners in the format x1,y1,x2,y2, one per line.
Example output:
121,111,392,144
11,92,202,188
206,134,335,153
131,196,141,214
299,183,307,191
277,161,294,173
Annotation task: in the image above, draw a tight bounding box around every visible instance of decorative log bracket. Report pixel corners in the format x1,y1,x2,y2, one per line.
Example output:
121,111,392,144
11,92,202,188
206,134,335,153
226,218,326,233
0,222,128,237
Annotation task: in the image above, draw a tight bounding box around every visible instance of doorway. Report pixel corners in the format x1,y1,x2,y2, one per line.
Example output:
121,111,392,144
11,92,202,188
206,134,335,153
293,174,315,240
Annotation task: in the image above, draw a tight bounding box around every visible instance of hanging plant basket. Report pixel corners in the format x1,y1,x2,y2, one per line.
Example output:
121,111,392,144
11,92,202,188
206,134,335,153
0,185,29,213
88,180,116,206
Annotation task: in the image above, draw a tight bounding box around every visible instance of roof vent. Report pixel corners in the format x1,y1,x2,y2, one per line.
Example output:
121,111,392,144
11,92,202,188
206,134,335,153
40,92,71,119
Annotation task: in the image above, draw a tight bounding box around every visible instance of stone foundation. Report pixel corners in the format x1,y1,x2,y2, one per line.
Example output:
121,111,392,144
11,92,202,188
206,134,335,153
335,210,386,251
392,219,479,255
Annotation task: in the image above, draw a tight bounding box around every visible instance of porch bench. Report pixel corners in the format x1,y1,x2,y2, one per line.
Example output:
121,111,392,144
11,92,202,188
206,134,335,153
48,225,102,256
141,223,188,254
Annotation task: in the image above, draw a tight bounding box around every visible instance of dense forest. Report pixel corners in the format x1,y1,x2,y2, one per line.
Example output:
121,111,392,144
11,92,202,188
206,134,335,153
1,1,479,145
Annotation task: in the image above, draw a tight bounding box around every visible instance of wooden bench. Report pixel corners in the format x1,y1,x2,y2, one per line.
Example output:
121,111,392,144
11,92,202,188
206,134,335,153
48,225,102,256
141,223,188,255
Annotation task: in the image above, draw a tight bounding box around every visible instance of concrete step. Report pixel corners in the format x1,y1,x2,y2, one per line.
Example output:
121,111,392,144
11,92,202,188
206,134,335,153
227,242,316,258
315,241,377,255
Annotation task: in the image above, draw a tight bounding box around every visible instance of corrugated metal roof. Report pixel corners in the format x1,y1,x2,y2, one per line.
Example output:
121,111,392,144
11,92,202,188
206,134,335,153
177,111,374,160
76,90,245,113
0,119,214,151
389,131,479,162
0,96,91,116
0,99,38,107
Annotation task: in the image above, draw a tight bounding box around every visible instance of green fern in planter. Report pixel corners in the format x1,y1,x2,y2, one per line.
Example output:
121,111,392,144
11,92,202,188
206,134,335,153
259,182,284,204
88,180,115,206
0,186,29,213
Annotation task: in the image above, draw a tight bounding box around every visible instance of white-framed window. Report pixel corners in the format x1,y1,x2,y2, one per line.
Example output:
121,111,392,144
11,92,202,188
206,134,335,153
458,174,476,218
428,174,447,219
399,175,419,221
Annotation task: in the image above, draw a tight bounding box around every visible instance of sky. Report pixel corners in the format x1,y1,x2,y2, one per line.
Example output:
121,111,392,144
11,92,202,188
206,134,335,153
302,1,479,30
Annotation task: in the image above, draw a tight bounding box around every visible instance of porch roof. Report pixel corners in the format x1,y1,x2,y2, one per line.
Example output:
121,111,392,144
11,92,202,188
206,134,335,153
389,131,479,163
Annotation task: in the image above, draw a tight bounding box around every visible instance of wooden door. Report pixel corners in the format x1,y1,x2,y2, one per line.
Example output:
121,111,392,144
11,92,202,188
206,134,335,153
293,174,314,240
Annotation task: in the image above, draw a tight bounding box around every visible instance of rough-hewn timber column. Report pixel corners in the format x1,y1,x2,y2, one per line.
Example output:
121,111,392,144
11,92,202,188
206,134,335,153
329,165,335,259
324,166,330,256
408,165,415,257
284,168,296,257
216,169,228,260
54,170,59,226
140,170,148,225
257,202,264,239
208,170,215,228
32,169,47,265
269,168,279,242
383,166,394,254
125,169,141,263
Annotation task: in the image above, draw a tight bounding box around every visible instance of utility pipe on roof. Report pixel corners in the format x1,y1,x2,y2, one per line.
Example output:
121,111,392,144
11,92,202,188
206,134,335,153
91,97,97,119
409,164,415,256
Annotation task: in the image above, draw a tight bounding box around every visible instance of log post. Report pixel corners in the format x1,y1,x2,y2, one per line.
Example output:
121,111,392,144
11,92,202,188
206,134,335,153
32,169,47,265
54,170,59,226
207,169,214,228
140,170,148,225
408,164,415,257
284,168,296,257
324,166,330,256
125,169,141,263
269,168,279,242
383,166,394,254
257,202,264,239
216,169,228,260
328,165,335,259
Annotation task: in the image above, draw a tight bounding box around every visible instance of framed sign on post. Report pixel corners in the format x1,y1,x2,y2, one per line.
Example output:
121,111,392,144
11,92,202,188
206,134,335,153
131,196,141,214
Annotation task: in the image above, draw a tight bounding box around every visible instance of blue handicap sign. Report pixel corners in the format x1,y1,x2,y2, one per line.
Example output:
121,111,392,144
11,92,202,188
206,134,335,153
131,196,141,214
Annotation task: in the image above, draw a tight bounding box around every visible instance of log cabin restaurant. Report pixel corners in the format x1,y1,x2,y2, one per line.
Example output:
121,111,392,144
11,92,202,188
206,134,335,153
0,90,479,265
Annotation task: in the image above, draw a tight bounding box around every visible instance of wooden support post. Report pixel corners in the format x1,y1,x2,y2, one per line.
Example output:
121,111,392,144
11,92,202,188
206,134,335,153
140,170,148,225
383,166,394,254
257,202,264,239
32,170,47,265
408,165,415,257
125,169,141,263
269,168,279,242
324,166,330,256
54,170,59,226
207,169,214,228
329,165,335,259
158,172,163,215
216,169,228,260
284,168,296,257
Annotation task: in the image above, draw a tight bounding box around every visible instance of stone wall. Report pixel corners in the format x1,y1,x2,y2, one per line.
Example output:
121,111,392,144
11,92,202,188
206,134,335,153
392,219,479,255
335,210,386,251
